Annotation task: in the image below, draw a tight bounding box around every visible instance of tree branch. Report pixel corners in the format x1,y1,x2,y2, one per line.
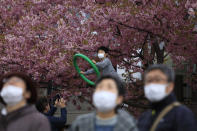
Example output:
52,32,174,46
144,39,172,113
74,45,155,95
123,59,144,69
139,33,149,60
110,19,169,42
154,15,163,26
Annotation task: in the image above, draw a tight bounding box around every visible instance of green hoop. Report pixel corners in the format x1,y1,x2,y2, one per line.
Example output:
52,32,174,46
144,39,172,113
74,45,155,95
73,53,100,86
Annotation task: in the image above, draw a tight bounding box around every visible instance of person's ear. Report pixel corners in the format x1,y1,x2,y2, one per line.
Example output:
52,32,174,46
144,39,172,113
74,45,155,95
116,96,123,105
166,82,174,94
24,91,31,99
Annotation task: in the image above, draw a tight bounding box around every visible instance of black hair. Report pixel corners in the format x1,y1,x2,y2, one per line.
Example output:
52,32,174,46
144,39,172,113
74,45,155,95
97,46,109,54
144,64,175,82
0,72,37,104
35,97,49,113
95,75,125,96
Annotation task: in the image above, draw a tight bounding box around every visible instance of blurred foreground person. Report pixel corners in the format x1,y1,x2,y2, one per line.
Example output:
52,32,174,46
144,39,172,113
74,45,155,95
36,97,67,131
70,75,138,131
138,64,197,131
0,72,51,131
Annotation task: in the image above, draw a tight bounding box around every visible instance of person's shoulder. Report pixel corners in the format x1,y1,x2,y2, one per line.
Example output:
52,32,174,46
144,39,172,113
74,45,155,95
117,109,138,130
75,112,95,121
175,104,194,115
117,109,136,124
26,110,50,130
105,58,111,61
173,104,197,130
139,110,152,117
33,113,51,130
25,105,49,122
173,104,196,123
71,112,95,128
138,110,152,121
30,110,49,123
118,109,132,117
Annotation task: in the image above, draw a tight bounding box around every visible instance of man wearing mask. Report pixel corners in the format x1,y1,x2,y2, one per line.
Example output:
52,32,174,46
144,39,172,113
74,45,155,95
138,64,197,131
70,75,138,131
81,46,119,79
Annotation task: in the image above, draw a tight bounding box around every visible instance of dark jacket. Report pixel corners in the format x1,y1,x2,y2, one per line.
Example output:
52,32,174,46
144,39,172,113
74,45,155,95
70,109,138,131
0,104,51,131
138,93,197,131
45,106,67,131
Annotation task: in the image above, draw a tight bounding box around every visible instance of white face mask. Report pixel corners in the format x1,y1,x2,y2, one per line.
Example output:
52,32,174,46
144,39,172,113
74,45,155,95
144,83,169,102
0,85,23,106
93,91,117,112
98,53,105,59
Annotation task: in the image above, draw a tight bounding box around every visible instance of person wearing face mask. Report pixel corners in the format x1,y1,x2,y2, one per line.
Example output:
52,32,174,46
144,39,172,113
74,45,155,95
81,46,120,79
0,72,51,131
138,64,197,131
70,75,138,131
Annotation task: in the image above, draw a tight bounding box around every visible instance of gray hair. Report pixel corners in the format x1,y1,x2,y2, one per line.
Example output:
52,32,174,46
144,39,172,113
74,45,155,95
144,64,175,82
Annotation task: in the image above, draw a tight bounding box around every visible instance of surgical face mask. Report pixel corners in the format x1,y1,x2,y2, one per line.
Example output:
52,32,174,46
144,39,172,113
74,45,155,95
98,53,105,59
93,91,117,112
144,83,169,102
0,85,23,106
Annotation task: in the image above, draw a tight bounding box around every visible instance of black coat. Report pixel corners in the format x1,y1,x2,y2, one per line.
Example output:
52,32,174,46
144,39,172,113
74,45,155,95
138,93,197,131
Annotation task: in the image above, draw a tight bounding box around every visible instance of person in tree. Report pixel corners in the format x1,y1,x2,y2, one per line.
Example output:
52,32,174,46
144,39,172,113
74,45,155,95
81,46,120,79
70,75,138,131
138,64,197,131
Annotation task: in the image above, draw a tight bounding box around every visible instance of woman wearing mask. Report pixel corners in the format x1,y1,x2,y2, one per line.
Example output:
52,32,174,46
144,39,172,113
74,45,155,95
70,75,138,131
0,72,51,131
81,46,120,79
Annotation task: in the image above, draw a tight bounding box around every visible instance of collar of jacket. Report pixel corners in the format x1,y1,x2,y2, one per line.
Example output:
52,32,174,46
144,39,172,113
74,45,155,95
150,93,177,112
83,109,136,131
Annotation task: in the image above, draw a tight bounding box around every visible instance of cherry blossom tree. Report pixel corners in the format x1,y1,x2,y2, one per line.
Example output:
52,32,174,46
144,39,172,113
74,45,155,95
0,0,197,114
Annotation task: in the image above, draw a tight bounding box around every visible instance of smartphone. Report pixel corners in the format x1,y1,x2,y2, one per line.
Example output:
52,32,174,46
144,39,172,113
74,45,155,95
55,93,61,101
51,93,61,105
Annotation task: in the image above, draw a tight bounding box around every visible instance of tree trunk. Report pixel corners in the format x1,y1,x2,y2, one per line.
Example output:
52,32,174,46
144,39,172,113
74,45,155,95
153,42,164,64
